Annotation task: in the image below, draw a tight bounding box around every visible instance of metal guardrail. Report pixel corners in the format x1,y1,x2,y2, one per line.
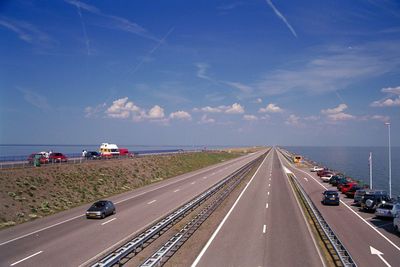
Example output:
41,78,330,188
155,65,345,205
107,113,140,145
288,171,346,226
139,155,262,267
288,173,357,267
90,154,264,267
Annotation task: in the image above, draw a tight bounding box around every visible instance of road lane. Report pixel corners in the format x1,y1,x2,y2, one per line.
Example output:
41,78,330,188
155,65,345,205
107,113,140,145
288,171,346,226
193,148,323,267
0,150,267,267
277,149,400,267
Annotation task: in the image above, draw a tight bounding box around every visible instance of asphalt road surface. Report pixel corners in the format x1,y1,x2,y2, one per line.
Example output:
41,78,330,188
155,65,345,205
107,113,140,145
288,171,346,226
0,150,266,267
192,149,324,267
277,149,400,267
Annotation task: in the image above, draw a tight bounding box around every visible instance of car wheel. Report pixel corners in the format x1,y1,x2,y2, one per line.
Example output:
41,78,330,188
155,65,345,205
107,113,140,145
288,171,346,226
101,213,105,219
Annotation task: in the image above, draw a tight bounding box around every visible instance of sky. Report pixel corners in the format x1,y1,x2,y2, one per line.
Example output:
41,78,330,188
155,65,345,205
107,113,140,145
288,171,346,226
0,0,400,146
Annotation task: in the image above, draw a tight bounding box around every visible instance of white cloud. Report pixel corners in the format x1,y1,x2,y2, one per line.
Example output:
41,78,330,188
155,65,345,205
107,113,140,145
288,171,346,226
255,98,263,104
169,111,192,120
370,115,390,122
371,97,400,107
382,86,400,95
195,63,212,80
222,81,253,93
285,114,301,126
321,103,348,114
147,105,165,119
65,0,158,41
0,17,53,47
327,112,355,121
304,115,320,121
243,114,258,121
19,88,51,110
194,103,244,114
225,103,245,114
199,114,215,124
371,86,400,107
255,42,400,96
259,103,283,113
265,0,297,38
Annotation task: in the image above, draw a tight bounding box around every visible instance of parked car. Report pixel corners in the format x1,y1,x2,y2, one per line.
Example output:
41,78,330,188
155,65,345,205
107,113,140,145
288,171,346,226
317,170,334,177
49,152,68,163
337,179,354,190
310,166,325,172
27,153,49,164
375,202,400,219
329,175,345,185
322,190,340,206
340,182,359,194
354,189,372,206
394,214,400,234
345,186,363,198
85,151,101,160
86,200,116,219
321,174,334,182
361,191,390,212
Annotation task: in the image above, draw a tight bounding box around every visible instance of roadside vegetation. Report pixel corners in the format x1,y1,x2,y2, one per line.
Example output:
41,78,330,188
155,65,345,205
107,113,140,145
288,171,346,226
0,151,244,229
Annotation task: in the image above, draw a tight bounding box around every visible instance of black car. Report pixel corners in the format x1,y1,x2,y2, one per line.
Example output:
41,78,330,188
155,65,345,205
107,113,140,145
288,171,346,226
322,190,340,206
85,151,101,160
86,200,116,219
360,191,390,212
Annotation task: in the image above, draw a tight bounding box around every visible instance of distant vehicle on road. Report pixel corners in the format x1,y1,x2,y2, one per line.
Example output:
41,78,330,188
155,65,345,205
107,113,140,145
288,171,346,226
27,153,49,164
293,155,302,163
322,190,340,206
310,166,324,172
375,202,400,219
317,170,334,177
86,200,116,219
49,152,68,163
360,191,390,212
100,143,120,158
85,151,101,160
394,215,400,234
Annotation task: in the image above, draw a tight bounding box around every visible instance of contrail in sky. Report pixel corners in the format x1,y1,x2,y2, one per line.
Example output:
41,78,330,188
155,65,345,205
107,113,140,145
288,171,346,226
130,27,175,74
265,0,297,38
75,2,91,55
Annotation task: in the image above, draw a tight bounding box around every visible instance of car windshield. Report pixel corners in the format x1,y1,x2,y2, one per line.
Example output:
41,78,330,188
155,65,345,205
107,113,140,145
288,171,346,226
378,204,393,209
92,202,106,208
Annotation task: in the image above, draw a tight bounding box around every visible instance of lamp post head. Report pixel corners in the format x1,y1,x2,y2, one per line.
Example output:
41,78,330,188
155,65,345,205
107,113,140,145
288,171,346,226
385,122,391,126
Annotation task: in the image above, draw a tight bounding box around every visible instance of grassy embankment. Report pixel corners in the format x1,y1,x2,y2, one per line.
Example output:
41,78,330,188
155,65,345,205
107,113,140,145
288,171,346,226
0,151,245,229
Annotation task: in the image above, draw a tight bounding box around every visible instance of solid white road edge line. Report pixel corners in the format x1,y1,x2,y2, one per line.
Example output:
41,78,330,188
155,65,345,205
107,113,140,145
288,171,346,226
191,151,270,267
10,251,43,266
0,152,262,247
101,218,116,226
278,149,400,252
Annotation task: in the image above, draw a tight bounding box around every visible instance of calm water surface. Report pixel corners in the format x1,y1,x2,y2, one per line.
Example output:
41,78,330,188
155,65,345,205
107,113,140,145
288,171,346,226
284,146,400,197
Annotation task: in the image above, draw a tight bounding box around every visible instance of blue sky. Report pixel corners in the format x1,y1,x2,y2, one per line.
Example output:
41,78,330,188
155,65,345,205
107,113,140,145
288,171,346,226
1,0,399,146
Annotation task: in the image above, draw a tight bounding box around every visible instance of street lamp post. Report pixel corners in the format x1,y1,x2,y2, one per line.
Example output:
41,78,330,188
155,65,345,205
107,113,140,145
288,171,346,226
385,122,392,199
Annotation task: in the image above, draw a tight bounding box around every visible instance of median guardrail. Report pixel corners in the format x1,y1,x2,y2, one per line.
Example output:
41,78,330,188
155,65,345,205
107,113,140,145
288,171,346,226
89,153,266,267
288,172,357,267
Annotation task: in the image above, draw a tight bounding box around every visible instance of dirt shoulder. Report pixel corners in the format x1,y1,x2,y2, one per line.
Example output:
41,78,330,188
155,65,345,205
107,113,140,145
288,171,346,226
0,152,242,229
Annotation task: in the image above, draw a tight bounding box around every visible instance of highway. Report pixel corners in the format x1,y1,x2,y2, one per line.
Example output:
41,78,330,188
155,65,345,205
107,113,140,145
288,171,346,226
192,149,324,267
277,149,400,267
0,150,265,267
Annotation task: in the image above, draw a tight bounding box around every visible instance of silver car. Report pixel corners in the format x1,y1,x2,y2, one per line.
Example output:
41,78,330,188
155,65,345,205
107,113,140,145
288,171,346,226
374,202,400,218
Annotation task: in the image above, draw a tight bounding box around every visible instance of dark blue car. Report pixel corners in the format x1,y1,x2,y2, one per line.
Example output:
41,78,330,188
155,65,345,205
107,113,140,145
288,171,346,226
322,190,340,206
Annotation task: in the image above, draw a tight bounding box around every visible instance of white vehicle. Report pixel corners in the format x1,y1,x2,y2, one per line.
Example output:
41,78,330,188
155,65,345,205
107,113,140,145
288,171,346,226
99,143,120,157
321,174,334,182
310,166,324,172
375,202,400,219
394,214,400,233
